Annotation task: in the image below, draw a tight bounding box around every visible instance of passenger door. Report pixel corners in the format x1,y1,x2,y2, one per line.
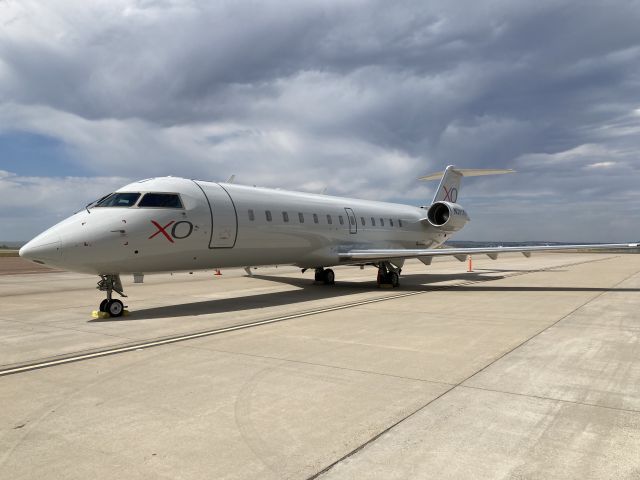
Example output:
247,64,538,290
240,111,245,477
195,181,238,248
344,207,357,234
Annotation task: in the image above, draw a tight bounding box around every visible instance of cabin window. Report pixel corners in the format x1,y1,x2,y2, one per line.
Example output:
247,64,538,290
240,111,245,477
361,217,366,226
371,217,376,226
389,219,394,227
326,214,332,225
313,213,319,224
248,209,255,221
380,218,384,227
282,211,289,222
338,216,344,225
398,219,403,227
95,192,141,208
138,193,183,208
298,212,304,223
265,210,272,222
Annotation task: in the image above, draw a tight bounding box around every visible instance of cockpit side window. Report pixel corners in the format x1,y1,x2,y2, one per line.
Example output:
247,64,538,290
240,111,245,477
95,192,141,208
138,193,184,209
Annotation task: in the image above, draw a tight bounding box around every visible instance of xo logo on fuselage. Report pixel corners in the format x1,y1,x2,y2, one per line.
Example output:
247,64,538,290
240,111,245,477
149,220,193,243
442,186,458,202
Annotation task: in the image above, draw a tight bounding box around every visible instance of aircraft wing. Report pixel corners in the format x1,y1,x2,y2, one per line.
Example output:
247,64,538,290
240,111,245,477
339,243,640,263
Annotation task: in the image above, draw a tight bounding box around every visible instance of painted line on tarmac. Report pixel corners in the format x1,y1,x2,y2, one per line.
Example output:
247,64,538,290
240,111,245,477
0,290,430,377
0,256,615,378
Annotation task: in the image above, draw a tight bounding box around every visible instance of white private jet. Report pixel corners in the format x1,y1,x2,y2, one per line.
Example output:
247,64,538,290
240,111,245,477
19,166,638,317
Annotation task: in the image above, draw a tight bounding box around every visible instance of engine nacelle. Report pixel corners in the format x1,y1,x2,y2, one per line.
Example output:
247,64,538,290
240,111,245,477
425,201,469,232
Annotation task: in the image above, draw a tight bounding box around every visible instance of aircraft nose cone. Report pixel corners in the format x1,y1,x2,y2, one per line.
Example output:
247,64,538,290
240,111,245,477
19,233,62,263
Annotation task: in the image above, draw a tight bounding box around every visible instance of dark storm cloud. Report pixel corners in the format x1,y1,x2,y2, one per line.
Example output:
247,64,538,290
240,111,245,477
1,0,640,241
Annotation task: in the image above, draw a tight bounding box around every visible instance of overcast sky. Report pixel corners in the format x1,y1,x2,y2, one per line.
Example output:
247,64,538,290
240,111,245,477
1,0,640,242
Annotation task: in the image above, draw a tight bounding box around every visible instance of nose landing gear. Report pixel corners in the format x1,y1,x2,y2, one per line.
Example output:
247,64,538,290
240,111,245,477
94,274,128,318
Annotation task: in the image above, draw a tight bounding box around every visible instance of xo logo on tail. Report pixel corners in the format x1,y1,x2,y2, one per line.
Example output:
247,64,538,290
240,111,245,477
442,186,458,202
149,220,193,243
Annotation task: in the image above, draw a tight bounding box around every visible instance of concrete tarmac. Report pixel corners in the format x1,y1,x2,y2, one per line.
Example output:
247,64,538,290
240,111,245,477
1,253,640,479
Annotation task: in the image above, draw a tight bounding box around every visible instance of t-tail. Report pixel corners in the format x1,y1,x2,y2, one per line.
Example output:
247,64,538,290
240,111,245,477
419,165,515,204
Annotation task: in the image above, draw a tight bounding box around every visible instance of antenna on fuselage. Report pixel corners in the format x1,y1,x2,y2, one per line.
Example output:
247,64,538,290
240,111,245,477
225,174,236,183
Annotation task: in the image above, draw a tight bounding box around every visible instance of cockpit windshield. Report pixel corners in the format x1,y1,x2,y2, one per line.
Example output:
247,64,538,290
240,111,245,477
94,192,141,208
138,193,183,208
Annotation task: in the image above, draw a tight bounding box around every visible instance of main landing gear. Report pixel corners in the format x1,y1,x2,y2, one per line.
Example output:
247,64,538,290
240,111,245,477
310,263,400,288
314,267,335,285
377,262,401,288
96,274,128,318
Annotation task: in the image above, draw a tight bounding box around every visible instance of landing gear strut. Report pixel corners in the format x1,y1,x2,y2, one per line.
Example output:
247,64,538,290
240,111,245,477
314,267,335,285
377,262,401,288
96,274,127,317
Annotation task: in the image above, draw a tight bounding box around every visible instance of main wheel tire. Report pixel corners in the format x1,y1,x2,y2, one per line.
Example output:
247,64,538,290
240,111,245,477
99,299,109,312
323,269,335,285
314,269,324,282
390,272,400,288
106,299,124,317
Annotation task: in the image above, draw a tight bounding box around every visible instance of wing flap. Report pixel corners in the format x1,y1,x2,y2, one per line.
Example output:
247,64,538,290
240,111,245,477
418,257,433,266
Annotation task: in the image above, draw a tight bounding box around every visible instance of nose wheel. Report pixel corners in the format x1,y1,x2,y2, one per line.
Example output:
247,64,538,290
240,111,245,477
99,298,125,317
95,274,128,318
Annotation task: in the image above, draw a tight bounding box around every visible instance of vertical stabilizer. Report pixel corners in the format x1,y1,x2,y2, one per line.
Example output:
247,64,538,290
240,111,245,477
432,165,462,203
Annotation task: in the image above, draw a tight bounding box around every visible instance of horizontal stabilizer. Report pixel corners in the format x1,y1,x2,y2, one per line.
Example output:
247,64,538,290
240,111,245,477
419,168,515,181
420,165,515,204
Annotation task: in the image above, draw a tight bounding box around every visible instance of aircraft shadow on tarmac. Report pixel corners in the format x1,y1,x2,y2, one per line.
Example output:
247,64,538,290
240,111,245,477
91,271,501,322
90,268,639,322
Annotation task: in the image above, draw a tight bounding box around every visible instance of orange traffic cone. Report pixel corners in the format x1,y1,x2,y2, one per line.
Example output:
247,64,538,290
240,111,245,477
214,268,222,276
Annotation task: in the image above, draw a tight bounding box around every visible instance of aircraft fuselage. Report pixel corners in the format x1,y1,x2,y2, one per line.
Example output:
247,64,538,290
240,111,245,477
20,176,452,275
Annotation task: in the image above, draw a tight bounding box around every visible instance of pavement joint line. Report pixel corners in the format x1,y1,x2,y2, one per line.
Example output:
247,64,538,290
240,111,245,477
307,380,464,479
460,384,640,415
177,344,455,388
459,267,640,387
307,258,637,480
0,291,418,341
0,291,427,377
0,278,497,373
0,316,141,342
0,255,619,378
